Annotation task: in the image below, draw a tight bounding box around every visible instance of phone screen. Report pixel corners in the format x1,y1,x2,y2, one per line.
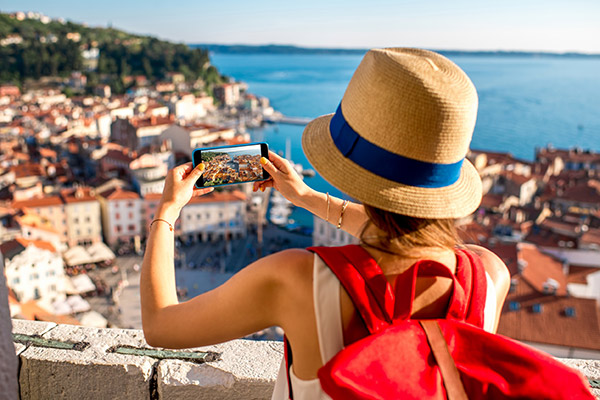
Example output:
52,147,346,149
192,143,269,188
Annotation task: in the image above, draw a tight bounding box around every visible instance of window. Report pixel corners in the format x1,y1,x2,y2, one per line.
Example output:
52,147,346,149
127,201,134,208
116,225,122,233
74,217,79,224
564,307,576,318
50,284,56,292
531,304,543,314
115,213,120,220
197,214,202,220
128,212,133,219
128,224,135,232
76,229,80,236
88,228,92,234
33,288,41,300
12,277,19,285
85,217,90,223
509,301,521,311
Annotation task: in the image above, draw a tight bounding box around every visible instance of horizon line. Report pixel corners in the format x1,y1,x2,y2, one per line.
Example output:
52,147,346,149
191,43,600,56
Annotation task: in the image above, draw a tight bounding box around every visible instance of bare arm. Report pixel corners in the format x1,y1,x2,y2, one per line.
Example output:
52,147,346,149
140,161,312,348
465,244,511,332
255,151,369,237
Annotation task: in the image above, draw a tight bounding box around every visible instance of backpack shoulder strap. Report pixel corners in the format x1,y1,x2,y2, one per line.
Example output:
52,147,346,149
455,248,488,328
308,245,394,334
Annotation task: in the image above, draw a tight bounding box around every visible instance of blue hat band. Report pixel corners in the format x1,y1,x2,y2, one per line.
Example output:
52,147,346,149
329,104,464,189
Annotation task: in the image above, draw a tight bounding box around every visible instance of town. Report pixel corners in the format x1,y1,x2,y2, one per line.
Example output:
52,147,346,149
1,10,599,363
201,151,263,186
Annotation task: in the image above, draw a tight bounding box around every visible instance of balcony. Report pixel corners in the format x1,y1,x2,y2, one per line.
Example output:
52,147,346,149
12,319,600,399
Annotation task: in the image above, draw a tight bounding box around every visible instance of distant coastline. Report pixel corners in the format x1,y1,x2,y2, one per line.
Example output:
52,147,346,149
191,43,600,58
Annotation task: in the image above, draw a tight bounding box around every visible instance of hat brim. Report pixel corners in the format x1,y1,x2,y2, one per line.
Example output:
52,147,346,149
302,114,483,219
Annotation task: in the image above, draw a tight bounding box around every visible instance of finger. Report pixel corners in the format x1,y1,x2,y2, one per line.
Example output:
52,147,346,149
178,162,194,175
185,163,205,183
267,151,292,174
260,156,280,176
192,187,214,197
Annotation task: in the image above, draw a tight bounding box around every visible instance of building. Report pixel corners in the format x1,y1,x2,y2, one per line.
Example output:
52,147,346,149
110,115,173,150
312,216,359,247
213,83,241,106
160,123,237,157
61,187,102,247
168,93,211,121
142,193,181,238
96,188,142,247
179,191,247,242
11,196,67,243
1,238,66,306
497,243,600,359
129,145,174,197
14,212,62,251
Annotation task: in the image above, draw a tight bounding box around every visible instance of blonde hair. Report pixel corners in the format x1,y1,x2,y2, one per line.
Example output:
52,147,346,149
360,204,460,257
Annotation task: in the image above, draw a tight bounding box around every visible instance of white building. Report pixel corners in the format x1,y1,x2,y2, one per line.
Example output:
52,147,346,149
168,93,211,121
129,149,175,196
312,216,359,247
61,187,103,247
97,188,143,247
160,124,236,157
1,238,66,306
180,191,247,242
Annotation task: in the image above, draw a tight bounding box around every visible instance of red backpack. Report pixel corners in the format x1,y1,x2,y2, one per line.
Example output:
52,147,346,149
284,245,594,399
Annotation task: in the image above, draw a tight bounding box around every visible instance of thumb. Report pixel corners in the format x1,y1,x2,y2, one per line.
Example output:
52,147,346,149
186,163,205,183
260,157,279,176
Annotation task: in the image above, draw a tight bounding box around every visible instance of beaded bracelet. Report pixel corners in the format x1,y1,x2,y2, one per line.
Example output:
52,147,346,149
337,200,349,230
149,218,173,232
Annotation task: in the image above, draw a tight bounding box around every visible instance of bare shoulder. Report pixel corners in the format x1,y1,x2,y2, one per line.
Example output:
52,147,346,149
464,244,510,284
256,248,314,294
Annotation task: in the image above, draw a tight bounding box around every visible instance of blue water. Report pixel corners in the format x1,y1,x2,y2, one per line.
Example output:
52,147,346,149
211,53,600,227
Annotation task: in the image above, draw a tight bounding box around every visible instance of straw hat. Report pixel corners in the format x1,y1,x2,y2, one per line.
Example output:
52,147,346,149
302,48,482,219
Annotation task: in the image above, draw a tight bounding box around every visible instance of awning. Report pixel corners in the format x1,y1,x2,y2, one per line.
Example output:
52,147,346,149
67,274,96,295
63,243,116,266
52,295,91,315
79,311,108,328
87,242,116,263
63,245,93,267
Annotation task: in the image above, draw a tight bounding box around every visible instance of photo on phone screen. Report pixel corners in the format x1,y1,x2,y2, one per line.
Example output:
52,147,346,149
193,143,269,188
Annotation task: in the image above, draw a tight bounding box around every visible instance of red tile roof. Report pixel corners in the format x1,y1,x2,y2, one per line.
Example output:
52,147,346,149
567,265,600,284
99,187,140,201
497,276,600,350
60,187,97,204
518,243,568,296
558,180,600,204
0,237,57,259
187,190,246,204
12,196,63,209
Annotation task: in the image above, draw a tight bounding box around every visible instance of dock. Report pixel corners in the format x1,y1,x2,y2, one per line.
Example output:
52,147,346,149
263,115,312,125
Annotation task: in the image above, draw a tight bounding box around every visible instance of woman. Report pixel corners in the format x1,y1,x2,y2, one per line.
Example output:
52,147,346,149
140,48,510,399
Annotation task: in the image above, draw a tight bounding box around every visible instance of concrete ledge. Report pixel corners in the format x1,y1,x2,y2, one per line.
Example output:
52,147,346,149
11,319,600,399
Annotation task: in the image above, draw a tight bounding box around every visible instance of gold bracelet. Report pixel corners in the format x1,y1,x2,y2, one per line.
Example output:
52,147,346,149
337,200,349,230
150,218,173,232
326,192,330,223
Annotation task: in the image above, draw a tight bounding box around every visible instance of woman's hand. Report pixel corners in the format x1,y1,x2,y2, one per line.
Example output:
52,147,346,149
156,162,214,222
253,151,313,207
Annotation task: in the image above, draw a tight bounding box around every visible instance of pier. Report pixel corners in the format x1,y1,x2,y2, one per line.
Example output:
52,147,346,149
263,114,312,125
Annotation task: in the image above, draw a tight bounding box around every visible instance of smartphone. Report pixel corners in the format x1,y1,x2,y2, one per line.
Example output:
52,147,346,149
192,142,270,188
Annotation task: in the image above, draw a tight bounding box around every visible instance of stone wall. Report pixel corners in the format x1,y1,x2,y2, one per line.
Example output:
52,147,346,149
11,319,600,399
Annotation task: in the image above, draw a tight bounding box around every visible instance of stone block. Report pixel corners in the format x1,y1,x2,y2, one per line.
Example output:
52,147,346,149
19,324,155,400
157,339,282,399
12,319,57,356
559,358,600,398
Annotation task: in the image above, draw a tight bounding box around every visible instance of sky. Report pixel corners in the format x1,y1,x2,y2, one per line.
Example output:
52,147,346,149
2,0,600,53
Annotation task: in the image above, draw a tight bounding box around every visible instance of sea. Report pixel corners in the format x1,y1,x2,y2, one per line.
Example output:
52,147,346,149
210,53,600,228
